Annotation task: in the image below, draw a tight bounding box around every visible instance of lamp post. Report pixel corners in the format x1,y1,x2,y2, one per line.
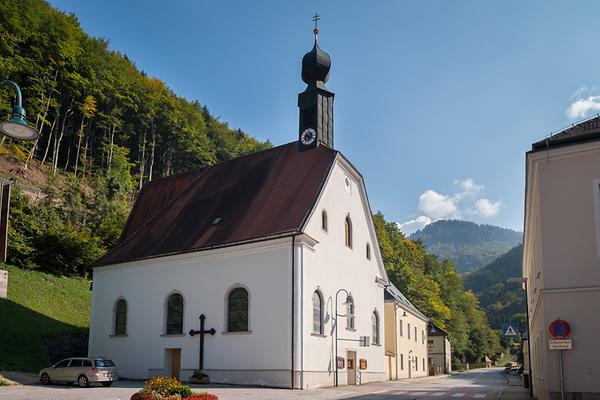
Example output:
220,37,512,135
507,276,533,398
334,288,352,387
0,80,39,140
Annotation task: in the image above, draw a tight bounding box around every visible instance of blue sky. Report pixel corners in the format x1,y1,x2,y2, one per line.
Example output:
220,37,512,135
48,0,600,234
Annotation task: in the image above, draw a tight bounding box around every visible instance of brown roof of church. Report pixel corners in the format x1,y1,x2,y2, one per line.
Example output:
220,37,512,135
531,115,600,152
96,142,337,267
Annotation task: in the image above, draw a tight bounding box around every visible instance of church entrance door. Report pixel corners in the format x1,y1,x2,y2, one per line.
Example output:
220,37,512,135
165,348,181,380
347,351,357,385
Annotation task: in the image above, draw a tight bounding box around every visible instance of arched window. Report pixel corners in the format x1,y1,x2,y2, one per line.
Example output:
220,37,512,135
312,290,324,335
166,293,184,334
346,296,355,329
114,299,127,335
372,311,380,345
321,210,328,232
366,243,371,260
345,216,353,248
228,287,249,332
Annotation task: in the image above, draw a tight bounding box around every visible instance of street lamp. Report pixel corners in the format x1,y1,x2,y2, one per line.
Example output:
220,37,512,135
507,276,533,397
0,81,39,140
334,288,352,387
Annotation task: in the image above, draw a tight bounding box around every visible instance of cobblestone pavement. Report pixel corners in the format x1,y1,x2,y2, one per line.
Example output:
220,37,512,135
0,368,529,400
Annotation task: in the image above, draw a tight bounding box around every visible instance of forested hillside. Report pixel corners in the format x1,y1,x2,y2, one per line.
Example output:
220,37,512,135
375,213,501,364
0,0,269,275
410,220,522,273
463,244,526,329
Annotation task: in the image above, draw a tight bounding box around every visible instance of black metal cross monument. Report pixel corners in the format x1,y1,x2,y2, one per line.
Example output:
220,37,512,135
189,314,215,370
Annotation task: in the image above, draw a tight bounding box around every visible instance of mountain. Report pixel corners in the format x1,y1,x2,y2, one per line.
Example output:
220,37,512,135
462,244,525,329
409,220,522,273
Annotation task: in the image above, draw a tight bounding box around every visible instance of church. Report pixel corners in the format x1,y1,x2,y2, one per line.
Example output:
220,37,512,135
88,26,391,389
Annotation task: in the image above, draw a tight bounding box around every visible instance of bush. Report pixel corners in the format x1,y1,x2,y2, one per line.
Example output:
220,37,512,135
130,377,218,400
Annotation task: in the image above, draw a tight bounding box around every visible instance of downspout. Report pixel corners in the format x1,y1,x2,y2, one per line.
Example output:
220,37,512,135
394,306,398,380
291,235,296,389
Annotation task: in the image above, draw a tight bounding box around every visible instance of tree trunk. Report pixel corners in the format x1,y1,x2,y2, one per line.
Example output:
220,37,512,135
41,109,59,166
138,128,147,190
107,123,116,174
52,98,73,175
148,129,156,182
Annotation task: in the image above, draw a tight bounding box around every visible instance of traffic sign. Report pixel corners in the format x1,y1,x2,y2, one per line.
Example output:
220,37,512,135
549,319,571,339
549,339,572,350
501,323,520,339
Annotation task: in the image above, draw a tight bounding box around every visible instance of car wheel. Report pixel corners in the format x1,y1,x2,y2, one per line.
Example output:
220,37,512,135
77,375,89,388
102,382,113,387
40,373,51,385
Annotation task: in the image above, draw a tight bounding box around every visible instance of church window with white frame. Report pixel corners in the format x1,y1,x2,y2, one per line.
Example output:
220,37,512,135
312,290,324,335
346,295,355,329
114,298,127,336
345,215,353,248
166,293,184,334
227,287,249,332
371,310,380,345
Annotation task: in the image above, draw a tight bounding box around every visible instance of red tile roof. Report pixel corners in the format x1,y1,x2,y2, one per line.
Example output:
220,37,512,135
532,115,600,152
96,142,337,267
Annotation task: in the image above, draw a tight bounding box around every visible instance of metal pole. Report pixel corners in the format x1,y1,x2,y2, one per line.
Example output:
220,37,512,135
524,281,533,397
199,314,205,370
0,81,23,107
335,292,338,387
559,350,565,400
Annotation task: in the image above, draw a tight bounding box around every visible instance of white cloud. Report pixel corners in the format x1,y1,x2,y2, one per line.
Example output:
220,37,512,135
399,178,503,231
418,190,459,219
453,178,483,200
398,216,432,235
473,198,502,217
566,95,600,119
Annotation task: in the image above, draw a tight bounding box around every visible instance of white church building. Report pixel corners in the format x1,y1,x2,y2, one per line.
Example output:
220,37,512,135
89,27,393,389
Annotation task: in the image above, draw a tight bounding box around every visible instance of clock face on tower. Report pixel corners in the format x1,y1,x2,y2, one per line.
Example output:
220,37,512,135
301,128,317,146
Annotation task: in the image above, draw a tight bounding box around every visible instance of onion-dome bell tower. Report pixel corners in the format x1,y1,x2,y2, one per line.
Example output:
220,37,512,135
298,14,335,150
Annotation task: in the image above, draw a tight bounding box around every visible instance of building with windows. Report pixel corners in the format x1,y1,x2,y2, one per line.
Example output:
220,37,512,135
383,284,429,380
427,322,451,375
523,116,600,400
88,28,388,389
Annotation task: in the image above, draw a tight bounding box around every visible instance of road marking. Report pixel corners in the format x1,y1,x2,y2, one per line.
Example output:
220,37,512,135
371,389,392,394
411,392,428,396
431,393,447,397
472,395,487,399
452,393,466,397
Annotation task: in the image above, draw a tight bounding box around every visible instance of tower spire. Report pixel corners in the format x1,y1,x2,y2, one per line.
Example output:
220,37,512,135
298,15,335,150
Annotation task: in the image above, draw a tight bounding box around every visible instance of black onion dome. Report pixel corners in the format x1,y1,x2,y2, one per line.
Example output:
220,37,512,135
301,39,331,84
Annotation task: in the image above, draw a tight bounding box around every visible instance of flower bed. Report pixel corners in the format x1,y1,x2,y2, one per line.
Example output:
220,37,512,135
130,377,218,400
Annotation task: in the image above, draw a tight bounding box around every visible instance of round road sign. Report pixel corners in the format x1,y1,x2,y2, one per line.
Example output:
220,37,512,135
548,319,571,339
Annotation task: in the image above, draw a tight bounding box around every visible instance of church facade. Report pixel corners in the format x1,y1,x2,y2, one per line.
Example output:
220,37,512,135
89,27,390,389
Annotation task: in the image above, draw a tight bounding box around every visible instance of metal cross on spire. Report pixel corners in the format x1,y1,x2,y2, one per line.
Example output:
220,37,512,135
312,13,320,41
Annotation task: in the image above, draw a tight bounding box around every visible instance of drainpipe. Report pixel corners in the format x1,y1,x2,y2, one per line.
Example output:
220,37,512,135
290,235,296,389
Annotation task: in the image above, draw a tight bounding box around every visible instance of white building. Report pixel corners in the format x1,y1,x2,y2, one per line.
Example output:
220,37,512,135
89,29,389,389
383,284,429,380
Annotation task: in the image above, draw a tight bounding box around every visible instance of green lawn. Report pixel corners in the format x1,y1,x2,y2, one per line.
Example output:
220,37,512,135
0,265,91,372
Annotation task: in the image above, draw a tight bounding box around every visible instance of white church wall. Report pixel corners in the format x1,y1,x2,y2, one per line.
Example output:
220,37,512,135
89,238,294,387
299,158,388,388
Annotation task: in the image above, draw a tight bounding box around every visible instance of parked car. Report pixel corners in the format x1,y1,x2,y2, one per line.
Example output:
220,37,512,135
39,357,118,387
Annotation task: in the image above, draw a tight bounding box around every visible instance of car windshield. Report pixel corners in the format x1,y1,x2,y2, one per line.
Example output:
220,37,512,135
94,359,115,367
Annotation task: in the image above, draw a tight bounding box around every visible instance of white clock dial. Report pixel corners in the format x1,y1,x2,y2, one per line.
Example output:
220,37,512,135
301,128,316,145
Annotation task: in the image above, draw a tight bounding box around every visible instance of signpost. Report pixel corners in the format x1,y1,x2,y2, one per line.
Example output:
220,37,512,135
548,319,572,400
501,323,520,339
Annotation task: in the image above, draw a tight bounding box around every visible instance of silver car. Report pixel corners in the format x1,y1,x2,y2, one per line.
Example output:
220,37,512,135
39,357,118,387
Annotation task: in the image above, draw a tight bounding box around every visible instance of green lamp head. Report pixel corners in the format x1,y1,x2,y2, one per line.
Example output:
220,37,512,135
0,81,39,141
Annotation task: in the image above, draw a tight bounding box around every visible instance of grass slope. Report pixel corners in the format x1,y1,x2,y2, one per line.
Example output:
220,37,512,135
0,265,91,372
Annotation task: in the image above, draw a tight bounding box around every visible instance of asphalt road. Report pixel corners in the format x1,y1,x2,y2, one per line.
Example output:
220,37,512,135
0,368,528,400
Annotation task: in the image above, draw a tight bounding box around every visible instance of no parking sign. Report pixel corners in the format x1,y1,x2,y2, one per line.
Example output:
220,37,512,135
548,319,571,339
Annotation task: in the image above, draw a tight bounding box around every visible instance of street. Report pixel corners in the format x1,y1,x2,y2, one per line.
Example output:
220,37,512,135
0,368,528,400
